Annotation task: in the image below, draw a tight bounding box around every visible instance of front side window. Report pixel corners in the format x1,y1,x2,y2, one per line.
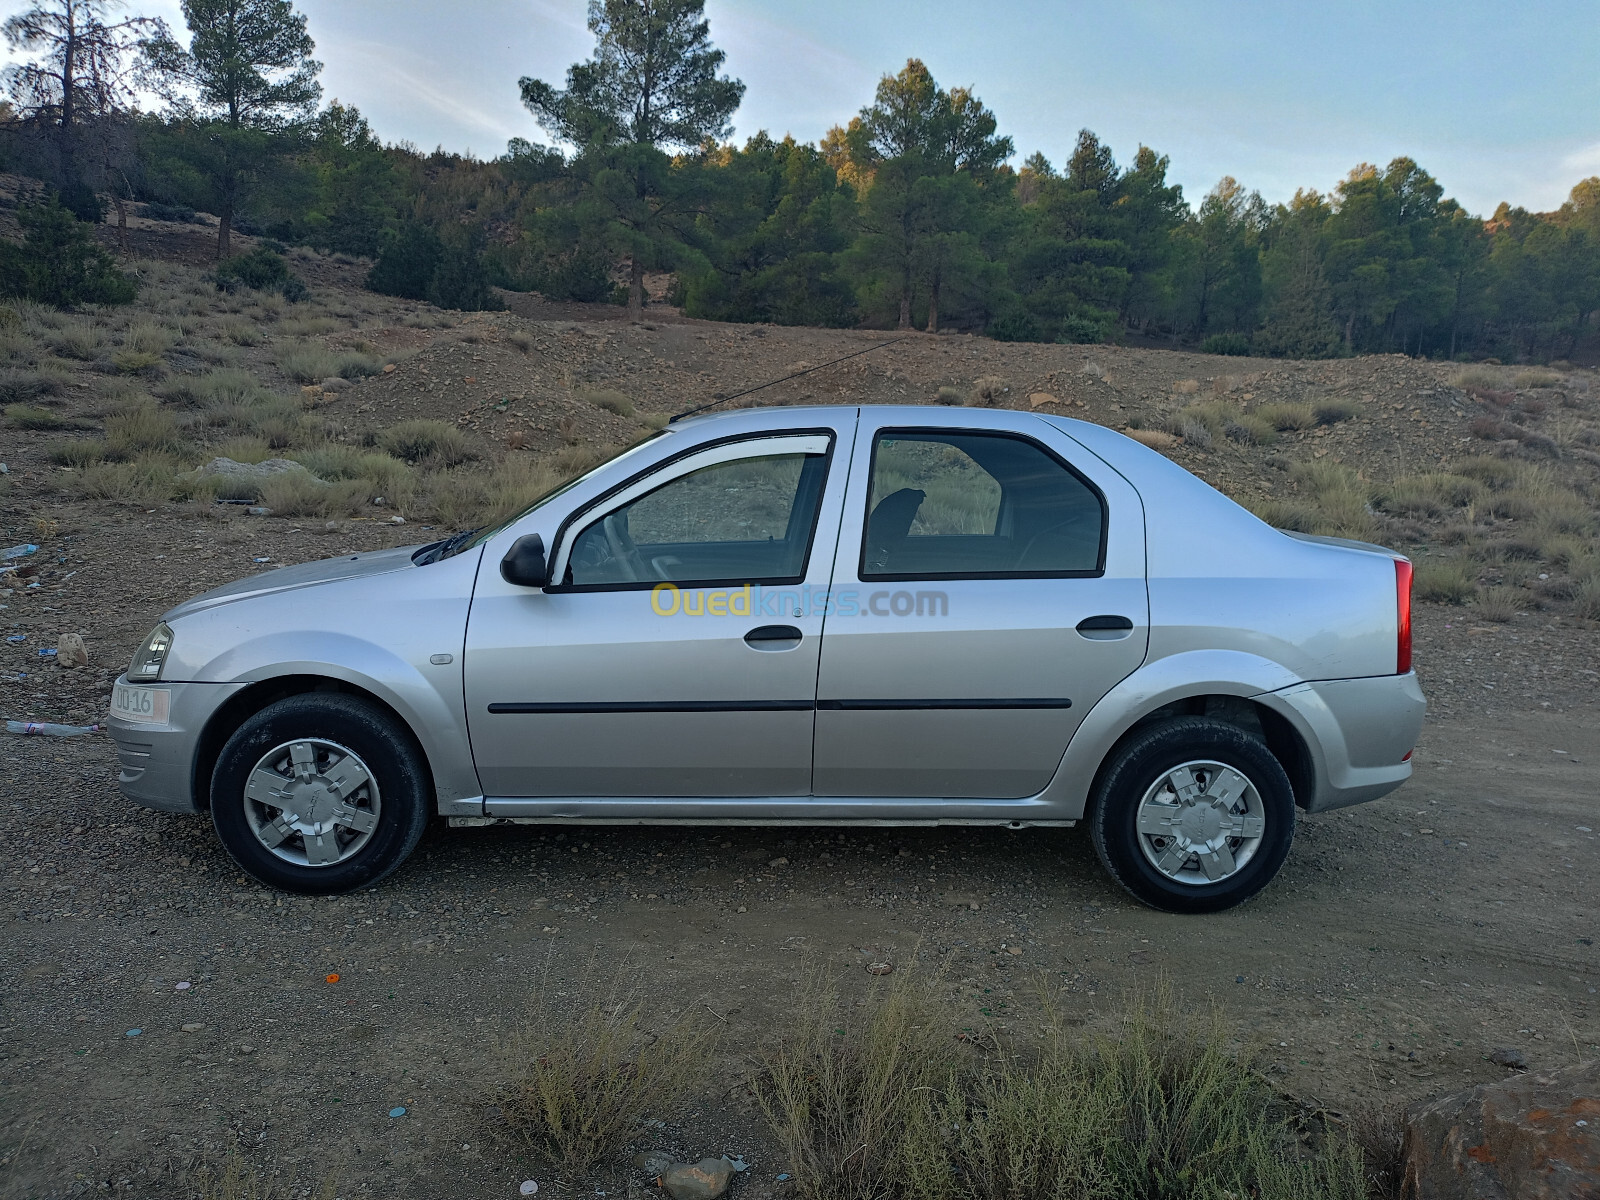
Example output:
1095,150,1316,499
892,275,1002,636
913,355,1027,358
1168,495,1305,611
861,430,1105,578
565,440,831,587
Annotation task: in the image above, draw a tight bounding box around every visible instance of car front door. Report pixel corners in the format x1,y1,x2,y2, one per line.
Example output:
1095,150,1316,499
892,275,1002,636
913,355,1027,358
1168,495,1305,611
465,421,853,799
812,411,1148,799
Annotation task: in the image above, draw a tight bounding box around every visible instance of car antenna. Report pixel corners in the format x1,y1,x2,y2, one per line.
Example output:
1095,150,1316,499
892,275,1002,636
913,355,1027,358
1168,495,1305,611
669,336,907,423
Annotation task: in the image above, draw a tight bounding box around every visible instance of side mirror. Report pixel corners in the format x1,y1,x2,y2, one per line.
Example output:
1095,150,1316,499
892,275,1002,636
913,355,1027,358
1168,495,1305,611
500,533,549,588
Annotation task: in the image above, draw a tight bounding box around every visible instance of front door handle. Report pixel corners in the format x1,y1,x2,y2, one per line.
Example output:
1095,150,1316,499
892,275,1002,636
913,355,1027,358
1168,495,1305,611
1076,614,1134,640
745,624,802,650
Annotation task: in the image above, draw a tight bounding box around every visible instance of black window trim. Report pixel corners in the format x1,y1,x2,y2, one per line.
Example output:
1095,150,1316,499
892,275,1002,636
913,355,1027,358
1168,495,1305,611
543,428,838,595
856,426,1109,583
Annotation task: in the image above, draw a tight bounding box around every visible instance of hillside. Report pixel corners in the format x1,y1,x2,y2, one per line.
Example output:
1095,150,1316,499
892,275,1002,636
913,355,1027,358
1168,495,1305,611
3,216,1600,728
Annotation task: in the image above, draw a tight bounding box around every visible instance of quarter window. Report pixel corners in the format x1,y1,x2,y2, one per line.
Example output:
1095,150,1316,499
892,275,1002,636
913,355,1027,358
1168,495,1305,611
566,441,831,587
861,430,1104,578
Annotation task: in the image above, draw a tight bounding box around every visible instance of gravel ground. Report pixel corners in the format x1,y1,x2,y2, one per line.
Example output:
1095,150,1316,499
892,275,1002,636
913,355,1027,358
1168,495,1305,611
3,220,1599,1196
2,612,1598,1196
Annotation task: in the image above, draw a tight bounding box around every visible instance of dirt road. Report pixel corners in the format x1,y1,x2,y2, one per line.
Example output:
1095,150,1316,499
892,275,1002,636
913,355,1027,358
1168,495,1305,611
3,606,1597,1197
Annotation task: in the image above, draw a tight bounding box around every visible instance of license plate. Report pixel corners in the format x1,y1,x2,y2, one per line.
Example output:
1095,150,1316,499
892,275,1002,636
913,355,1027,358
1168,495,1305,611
112,683,170,724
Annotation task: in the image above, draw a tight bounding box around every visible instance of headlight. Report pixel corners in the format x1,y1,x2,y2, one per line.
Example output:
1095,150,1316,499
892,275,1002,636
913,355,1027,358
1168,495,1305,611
128,623,173,682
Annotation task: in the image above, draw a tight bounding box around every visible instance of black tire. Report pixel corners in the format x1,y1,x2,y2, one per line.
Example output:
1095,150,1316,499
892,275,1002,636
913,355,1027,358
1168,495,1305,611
1088,716,1295,914
211,694,431,894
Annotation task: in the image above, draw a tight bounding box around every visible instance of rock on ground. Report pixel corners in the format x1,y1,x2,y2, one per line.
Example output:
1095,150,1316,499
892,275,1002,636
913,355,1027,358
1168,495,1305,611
1402,1058,1600,1199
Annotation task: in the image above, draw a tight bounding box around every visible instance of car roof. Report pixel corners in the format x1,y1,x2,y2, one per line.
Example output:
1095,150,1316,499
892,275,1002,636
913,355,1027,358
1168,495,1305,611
667,403,1071,431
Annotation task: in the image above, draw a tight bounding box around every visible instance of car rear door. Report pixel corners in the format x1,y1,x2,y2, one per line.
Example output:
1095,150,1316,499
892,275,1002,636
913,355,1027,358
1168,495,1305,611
464,417,855,799
812,410,1147,799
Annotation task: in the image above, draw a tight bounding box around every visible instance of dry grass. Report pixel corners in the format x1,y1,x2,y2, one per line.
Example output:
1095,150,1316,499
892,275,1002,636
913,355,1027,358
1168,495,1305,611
427,455,566,528
1413,560,1477,604
1474,586,1522,622
257,472,370,518
1375,473,1484,519
1452,365,1508,390
1512,368,1563,390
106,404,185,457
578,387,635,418
275,341,381,384
65,456,181,506
969,376,1009,406
5,402,65,429
378,419,476,467
183,1150,338,1200
0,366,65,405
755,971,1368,1200
491,967,717,1176
1257,401,1317,431
935,385,964,406
1314,398,1359,425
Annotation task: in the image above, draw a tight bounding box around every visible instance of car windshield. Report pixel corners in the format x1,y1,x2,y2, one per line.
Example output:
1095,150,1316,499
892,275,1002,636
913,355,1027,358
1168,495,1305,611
439,431,672,559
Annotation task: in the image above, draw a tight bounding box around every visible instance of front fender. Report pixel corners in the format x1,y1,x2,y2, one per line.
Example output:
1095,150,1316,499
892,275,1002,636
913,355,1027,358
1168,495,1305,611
1037,649,1303,820
195,631,482,814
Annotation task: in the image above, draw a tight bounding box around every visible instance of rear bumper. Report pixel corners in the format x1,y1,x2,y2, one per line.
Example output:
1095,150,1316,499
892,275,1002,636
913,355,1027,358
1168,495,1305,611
106,677,243,814
1264,672,1426,812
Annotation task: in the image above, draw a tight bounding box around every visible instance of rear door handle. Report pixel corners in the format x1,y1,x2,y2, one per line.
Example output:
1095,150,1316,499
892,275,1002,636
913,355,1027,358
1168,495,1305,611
1076,614,1134,640
745,624,803,650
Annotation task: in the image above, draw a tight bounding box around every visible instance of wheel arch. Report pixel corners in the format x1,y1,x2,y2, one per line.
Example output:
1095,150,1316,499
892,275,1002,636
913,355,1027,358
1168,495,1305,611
1091,694,1316,812
1044,650,1322,820
191,675,432,813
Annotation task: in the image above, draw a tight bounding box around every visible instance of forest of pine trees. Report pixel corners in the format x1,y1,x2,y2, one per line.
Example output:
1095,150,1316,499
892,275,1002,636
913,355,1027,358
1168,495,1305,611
5,0,1600,363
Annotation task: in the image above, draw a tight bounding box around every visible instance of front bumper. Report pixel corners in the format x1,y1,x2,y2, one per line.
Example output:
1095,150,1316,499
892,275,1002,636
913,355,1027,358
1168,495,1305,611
1267,672,1426,812
106,677,244,814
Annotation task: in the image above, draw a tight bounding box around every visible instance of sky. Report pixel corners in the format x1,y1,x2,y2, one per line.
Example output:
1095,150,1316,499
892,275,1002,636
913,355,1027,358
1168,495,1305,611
11,0,1600,217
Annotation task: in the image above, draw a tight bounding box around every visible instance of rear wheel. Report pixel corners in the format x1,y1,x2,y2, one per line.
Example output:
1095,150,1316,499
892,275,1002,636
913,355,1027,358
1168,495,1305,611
211,694,430,894
1088,717,1295,914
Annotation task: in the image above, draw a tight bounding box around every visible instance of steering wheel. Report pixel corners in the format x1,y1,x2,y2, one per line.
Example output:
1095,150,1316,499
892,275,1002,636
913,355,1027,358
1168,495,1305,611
1018,513,1094,568
601,511,648,582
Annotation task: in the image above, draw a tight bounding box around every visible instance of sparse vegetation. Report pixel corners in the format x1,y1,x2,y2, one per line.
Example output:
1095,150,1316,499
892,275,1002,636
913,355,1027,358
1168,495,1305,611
755,973,1368,1200
1413,560,1477,604
578,387,635,418
378,419,475,467
1258,401,1317,431
5,401,65,429
492,972,717,1175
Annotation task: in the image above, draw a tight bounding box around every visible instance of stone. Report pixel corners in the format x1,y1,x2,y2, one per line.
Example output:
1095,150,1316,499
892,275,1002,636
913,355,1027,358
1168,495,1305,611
1489,1047,1530,1071
194,457,307,480
56,633,88,669
1027,391,1059,408
318,376,352,392
1401,1057,1600,1199
633,1149,675,1177
658,1157,738,1200
383,363,396,373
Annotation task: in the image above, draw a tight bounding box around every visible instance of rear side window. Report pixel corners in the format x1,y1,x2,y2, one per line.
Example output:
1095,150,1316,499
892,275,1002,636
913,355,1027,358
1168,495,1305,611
861,430,1105,579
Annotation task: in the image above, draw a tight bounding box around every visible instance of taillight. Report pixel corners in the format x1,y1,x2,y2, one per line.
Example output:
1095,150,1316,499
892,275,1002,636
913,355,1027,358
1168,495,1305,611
1395,558,1414,674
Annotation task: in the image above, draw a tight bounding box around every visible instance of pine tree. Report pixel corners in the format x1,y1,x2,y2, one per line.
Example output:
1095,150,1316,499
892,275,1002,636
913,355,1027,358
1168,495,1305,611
519,0,744,320
140,0,322,258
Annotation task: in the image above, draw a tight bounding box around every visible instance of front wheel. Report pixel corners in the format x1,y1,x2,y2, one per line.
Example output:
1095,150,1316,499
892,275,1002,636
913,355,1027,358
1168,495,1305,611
210,694,431,894
1088,717,1296,914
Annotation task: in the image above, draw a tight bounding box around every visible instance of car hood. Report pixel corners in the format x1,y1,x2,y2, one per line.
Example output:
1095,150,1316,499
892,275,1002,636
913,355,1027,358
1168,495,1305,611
163,545,426,620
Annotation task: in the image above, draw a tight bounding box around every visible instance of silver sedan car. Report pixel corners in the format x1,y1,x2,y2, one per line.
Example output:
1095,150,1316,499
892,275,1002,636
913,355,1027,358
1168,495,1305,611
108,405,1424,912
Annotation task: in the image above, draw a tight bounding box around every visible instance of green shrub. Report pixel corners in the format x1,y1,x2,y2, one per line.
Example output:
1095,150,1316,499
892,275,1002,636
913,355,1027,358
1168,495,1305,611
0,199,136,307
258,472,369,517
5,402,64,429
215,245,308,301
366,221,444,301
378,419,475,466
987,309,1046,343
1200,331,1252,356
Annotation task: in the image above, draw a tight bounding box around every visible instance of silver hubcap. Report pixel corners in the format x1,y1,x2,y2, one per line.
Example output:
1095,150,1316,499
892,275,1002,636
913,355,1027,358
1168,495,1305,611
244,738,381,867
1135,759,1266,886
